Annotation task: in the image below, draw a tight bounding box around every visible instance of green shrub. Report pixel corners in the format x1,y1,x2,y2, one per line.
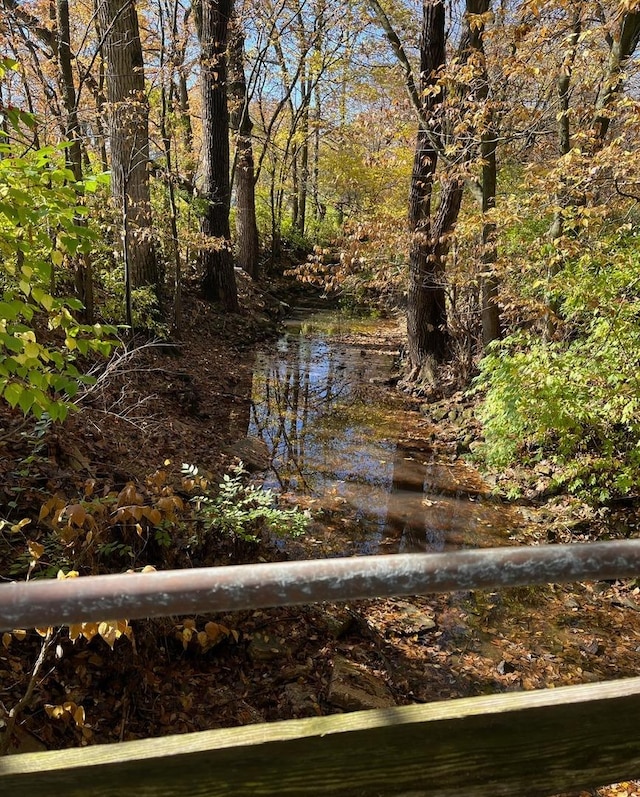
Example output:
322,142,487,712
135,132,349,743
476,230,640,503
184,463,309,543
0,63,116,420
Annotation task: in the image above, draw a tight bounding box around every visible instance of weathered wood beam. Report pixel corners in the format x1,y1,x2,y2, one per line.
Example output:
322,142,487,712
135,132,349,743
2,676,640,795
2,541,640,631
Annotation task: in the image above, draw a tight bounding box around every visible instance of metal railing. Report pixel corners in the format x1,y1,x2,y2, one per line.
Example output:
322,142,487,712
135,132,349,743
2,540,640,796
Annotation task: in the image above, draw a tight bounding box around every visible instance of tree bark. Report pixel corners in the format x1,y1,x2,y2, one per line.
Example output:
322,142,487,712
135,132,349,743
96,0,158,294
229,15,259,278
462,0,500,347
196,0,238,311
56,0,94,322
548,4,582,242
593,11,640,146
406,0,450,382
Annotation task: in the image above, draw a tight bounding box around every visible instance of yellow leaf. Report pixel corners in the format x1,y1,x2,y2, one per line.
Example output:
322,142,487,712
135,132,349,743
2,632,12,648
68,624,82,642
12,629,27,641
204,622,229,644
80,622,99,642
27,540,45,560
156,496,176,514
45,704,65,720
57,569,79,579
144,507,162,525
23,341,40,359
35,627,52,637
10,517,31,534
99,622,118,649
73,705,85,726
38,498,59,521
66,504,88,527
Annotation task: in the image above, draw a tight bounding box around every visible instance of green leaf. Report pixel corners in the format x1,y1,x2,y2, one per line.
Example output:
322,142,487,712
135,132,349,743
17,388,34,415
4,382,22,408
30,288,54,312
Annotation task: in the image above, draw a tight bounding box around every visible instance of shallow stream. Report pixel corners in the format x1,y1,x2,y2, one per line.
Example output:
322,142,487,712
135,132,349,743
249,311,520,557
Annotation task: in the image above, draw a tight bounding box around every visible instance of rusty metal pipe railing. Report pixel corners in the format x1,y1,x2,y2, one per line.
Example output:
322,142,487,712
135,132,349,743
1,541,640,632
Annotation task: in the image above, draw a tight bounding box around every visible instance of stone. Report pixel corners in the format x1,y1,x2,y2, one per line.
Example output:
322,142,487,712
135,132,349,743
283,683,319,716
366,600,436,638
431,405,449,422
328,656,396,711
318,607,355,638
227,436,270,471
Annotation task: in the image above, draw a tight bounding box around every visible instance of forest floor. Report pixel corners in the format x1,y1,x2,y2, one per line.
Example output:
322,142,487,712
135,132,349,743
1,274,639,797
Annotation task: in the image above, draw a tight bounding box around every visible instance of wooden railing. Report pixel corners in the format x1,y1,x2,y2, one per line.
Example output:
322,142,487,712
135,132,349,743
2,541,640,796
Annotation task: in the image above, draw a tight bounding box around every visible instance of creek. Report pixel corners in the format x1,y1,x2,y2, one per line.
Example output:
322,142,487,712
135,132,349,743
248,311,521,557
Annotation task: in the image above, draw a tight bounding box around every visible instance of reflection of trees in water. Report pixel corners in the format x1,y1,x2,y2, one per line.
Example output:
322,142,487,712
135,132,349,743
249,331,506,555
381,441,435,554
250,336,361,491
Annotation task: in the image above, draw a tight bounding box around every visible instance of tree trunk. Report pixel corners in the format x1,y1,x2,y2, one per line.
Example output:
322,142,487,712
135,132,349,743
297,93,309,237
480,131,500,348
463,0,500,348
171,5,195,187
593,11,640,146
406,0,450,382
549,4,582,242
229,15,259,278
196,0,238,311
96,0,158,294
158,0,183,335
56,0,94,322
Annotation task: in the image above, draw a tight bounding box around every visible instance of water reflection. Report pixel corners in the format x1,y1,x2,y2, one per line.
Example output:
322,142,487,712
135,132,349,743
249,314,513,555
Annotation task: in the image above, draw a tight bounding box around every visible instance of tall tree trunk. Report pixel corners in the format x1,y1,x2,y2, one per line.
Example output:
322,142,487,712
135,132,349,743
463,0,500,348
56,0,94,321
295,6,310,238
171,4,195,187
196,0,238,311
229,15,259,278
480,128,499,348
296,92,310,237
549,4,582,241
311,0,325,229
406,0,450,383
593,11,640,146
158,0,183,335
95,0,158,294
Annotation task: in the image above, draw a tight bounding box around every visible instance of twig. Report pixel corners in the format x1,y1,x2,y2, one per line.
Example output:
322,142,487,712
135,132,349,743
0,628,57,756
614,178,640,202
